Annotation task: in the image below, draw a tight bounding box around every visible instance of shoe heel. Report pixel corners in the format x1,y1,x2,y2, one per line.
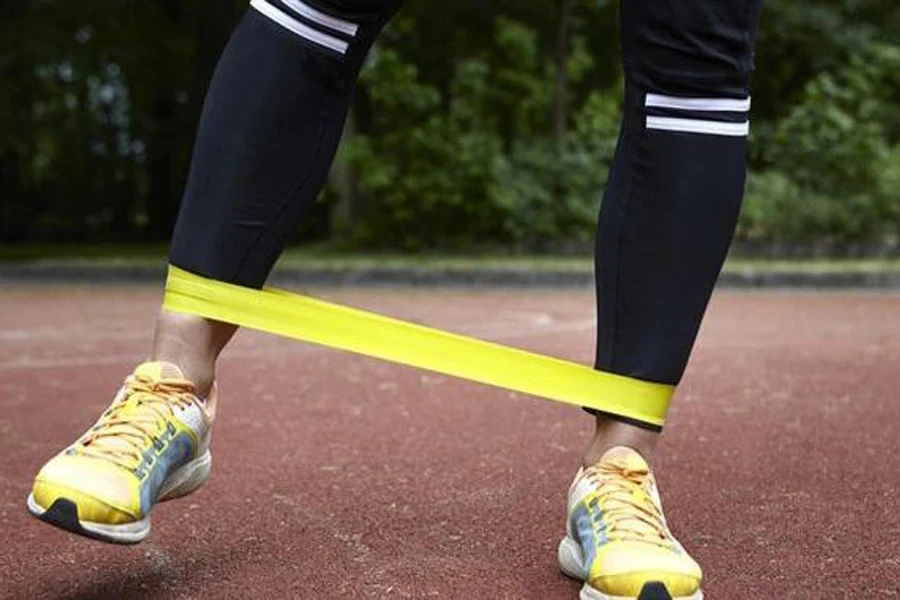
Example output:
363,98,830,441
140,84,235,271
159,450,212,501
558,535,588,581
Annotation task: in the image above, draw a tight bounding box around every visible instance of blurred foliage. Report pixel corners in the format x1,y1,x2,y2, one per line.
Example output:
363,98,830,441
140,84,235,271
1,0,898,251
741,40,900,245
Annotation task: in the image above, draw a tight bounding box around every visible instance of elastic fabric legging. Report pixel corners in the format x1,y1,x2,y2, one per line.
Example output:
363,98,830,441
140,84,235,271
590,0,763,428
168,0,763,430
170,0,403,286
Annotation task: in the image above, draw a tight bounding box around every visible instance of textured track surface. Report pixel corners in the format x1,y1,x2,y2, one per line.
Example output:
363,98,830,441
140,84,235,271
1,286,899,599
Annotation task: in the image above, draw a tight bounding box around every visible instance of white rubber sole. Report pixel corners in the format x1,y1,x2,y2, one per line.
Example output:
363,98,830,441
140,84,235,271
159,449,212,501
27,450,212,544
558,536,703,600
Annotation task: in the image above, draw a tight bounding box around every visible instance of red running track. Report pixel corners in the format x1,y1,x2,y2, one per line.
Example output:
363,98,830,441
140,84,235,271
1,286,899,598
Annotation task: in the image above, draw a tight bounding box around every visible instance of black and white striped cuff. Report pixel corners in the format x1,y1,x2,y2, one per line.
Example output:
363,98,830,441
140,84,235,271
250,0,359,55
644,93,751,137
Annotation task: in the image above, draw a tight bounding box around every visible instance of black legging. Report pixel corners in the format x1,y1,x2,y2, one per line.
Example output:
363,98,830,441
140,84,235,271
169,0,762,426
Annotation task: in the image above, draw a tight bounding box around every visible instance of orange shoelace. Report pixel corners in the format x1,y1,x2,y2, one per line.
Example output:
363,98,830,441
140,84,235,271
584,460,673,548
74,374,197,470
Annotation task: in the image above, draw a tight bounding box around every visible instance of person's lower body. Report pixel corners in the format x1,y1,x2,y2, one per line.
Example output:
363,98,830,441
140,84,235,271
28,0,403,545
29,0,760,597
563,0,761,597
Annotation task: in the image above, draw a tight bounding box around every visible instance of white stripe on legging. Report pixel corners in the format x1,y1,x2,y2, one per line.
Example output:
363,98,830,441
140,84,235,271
250,0,348,54
646,116,750,137
280,0,358,36
645,93,751,112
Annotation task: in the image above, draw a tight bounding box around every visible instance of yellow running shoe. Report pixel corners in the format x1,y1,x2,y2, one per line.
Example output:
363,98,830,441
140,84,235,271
558,447,702,600
27,362,216,544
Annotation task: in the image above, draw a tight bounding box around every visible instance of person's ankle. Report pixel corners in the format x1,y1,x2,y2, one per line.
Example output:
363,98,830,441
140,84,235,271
144,356,215,398
175,363,215,399
150,309,235,398
581,415,660,468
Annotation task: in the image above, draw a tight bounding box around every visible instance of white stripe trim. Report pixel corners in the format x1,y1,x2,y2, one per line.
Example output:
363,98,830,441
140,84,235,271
280,0,358,36
646,116,749,137
645,93,751,112
250,0,348,54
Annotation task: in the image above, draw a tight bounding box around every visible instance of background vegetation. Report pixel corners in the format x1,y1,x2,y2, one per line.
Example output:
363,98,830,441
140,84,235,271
1,1,898,254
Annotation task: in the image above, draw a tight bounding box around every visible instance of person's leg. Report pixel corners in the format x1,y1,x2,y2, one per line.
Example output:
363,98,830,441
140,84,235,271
585,0,762,464
154,0,403,396
150,311,237,397
561,0,762,597
29,0,404,544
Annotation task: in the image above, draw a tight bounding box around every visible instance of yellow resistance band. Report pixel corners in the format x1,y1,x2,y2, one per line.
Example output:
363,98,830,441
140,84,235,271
163,265,672,427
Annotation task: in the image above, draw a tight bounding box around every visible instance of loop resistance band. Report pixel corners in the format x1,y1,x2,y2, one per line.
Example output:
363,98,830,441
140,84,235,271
163,265,672,427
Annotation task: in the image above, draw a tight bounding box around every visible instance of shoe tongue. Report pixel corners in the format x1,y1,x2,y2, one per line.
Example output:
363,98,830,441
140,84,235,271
600,446,650,473
594,447,663,540
133,361,185,381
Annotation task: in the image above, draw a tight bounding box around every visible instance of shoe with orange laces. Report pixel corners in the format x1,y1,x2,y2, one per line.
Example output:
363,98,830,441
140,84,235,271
558,446,702,600
27,362,216,544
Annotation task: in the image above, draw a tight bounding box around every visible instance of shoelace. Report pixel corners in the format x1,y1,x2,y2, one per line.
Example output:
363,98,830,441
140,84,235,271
74,374,197,471
584,460,673,548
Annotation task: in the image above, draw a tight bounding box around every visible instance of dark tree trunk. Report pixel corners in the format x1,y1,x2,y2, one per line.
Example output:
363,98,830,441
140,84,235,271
0,151,22,241
329,108,360,234
553,0,574,142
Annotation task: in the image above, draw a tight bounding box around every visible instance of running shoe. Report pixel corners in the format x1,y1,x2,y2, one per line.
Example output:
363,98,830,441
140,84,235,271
558,446,702,600
27,361,215,544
